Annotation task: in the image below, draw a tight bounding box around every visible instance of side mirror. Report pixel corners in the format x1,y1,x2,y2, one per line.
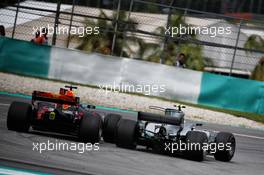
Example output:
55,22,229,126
181,105,186,108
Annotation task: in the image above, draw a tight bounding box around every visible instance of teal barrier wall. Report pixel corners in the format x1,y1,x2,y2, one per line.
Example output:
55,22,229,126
198,72,264,114
0,37,264,115
0,37,50,77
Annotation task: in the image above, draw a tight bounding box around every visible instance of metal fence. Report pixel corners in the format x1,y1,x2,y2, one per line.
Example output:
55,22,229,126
0,0,264,78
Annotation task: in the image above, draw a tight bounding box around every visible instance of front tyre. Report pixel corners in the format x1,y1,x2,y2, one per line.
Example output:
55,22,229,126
214,132,236,162
7,101,32,132
79,113,102,143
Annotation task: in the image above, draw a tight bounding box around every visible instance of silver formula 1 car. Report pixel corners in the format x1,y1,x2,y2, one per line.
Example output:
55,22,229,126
103,105,236,161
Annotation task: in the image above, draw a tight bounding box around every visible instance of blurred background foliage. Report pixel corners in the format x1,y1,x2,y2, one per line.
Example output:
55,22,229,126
72,11,205,71
244,36,264,81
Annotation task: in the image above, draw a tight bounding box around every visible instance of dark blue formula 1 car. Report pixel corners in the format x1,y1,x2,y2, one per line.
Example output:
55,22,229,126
7,85,102,143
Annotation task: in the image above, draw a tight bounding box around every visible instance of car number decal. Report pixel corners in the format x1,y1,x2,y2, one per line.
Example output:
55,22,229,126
49,112,56,120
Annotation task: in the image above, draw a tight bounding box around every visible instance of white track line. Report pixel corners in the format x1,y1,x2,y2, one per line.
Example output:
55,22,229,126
0,103,10,106
233,133,264,140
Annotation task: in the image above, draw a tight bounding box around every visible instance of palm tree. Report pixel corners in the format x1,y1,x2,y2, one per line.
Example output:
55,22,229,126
70,10,138,57
70,11,111,54
251,57,264,81
143,14,205,70
131,38,160,61
244,35,264,52
70,10,205,71
244,34,264,81
180,44,204,71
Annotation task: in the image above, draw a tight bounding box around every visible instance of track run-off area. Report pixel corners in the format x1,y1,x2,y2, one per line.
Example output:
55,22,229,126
0,94,264,175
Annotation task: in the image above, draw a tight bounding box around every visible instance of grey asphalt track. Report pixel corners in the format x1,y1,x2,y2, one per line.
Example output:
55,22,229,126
0,94,264,175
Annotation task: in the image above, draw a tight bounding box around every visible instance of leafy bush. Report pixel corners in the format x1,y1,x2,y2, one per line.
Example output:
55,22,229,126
251,57,264,82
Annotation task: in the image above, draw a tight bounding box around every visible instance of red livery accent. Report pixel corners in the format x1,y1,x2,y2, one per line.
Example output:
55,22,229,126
32,90,79,105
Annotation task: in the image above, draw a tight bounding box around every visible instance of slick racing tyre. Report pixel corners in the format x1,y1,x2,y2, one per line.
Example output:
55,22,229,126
116,119,137,149
185,131,208,161
7,101,32,132
79,113,102,143
103,114,122,143
214,132,236,162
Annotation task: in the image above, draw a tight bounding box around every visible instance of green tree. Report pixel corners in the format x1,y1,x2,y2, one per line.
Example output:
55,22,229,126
131,38,160,60
144,14,205,70
244,35,264,81
70,10,137,57
180,44,204,71
251,57,264,81
71,11,205,71
244,35,264,52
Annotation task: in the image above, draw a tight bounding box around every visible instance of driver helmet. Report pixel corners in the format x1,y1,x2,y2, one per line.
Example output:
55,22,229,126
65,90,74,97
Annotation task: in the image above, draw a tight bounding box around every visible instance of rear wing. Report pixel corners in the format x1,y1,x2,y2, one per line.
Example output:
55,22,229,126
32,91,80,105
138,112,181,125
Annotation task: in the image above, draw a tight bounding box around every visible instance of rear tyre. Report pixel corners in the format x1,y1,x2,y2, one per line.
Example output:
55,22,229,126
214,132,236,162
116,119,137,149
103,114,122,143
79,113,102,143
7,101,31,132
185,131,208,161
